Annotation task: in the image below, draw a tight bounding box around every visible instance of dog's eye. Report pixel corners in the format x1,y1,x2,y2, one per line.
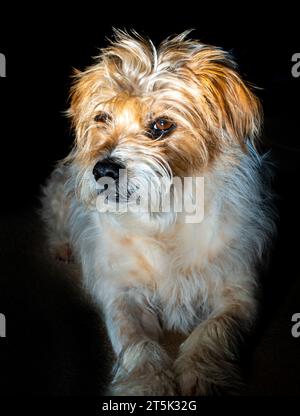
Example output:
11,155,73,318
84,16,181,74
148,118,176,139
94,112,111,123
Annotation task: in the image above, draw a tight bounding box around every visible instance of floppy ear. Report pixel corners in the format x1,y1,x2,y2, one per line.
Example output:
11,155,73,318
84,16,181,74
68,67,105,135
68,54,122,143
188,47,262,149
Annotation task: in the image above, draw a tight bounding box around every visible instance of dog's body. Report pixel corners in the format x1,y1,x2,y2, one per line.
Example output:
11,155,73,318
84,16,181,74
42,31,275,395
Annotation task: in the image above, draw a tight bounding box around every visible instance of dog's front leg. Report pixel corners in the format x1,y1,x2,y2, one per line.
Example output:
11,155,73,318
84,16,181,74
105,292,176,396
174,284,257,396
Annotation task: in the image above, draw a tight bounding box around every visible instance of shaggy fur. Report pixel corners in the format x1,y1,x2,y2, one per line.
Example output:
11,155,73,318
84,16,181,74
42,30,275,395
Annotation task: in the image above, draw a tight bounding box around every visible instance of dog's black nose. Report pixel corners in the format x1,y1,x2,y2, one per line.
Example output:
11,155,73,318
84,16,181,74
92,159,124,182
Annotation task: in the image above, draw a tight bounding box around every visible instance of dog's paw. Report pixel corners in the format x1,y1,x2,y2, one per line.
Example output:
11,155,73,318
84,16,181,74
110,367,177,396
52,243,74,263
109,340,177,396
174,357,212,395
174,351,241,396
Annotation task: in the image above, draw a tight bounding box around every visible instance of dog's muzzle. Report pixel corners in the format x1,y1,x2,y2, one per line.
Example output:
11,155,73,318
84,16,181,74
93,158,124,182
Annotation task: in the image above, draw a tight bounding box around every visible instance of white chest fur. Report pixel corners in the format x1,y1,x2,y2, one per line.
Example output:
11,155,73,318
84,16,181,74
76,198,236,333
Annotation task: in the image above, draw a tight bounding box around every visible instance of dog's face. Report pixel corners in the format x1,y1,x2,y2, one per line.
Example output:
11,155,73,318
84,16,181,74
67,31,261,209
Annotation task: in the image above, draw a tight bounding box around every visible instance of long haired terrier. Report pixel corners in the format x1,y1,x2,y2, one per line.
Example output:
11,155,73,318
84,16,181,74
42,30,275,395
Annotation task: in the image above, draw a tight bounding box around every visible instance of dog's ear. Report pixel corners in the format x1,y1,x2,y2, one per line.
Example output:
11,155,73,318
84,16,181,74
68,67,104,133
188,47,262,149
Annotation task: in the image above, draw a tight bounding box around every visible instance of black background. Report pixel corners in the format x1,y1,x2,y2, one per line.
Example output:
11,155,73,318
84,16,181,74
0,7,300,397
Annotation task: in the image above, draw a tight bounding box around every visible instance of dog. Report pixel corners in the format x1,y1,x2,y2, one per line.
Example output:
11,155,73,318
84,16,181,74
42,30,275,395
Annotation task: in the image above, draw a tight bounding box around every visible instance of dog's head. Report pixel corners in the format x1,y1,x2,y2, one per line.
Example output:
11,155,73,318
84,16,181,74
66,30,261,215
